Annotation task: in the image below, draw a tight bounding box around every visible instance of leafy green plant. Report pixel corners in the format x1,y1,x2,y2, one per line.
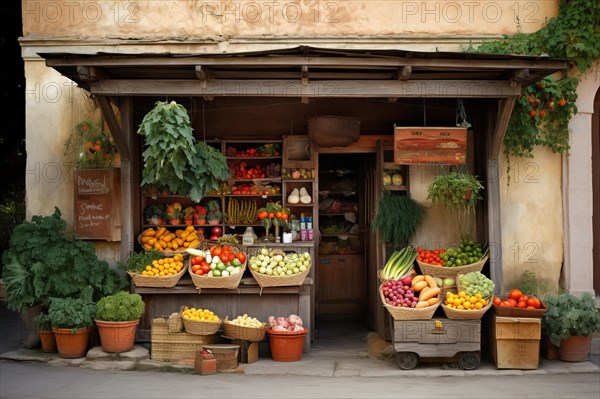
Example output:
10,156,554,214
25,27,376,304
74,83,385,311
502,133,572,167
95,291,145,322
518,270,554,299
34,313,52,331
542,292,600,347
372,192,424,248
206,200,223,222
144,204,165,223
125,249,164,273
48,288,97,330
137,101,230,201
427,170,483,238
1,207,125,313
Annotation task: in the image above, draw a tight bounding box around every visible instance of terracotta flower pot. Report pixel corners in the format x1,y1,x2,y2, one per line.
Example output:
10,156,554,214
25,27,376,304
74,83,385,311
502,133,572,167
266,329,307,362
208,220,220,226
184,219,193,226
39,329,57,353
95,320,139,353
169,219,181,226
52,327,91,358
558,335,592,362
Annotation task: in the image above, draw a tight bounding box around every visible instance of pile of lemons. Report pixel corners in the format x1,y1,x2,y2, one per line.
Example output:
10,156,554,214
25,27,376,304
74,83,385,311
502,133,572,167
182,307,220,322
141,254,184,276
444,291,487,310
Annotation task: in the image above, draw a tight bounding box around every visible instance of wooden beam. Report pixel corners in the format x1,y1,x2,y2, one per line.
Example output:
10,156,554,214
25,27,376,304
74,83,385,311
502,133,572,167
46,56,568,71
76,66,108,82
119,97,133,262
490,97,517,159
487,158,503,294
195,65,213,81
512,68,530,82
94,95,131,161
301,65,309,86
90,79,521,98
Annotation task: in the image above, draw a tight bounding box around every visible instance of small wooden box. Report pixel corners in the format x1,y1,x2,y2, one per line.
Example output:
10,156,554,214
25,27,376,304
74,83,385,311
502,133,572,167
490,314,541,369
151,318,218,363
231,339,259,364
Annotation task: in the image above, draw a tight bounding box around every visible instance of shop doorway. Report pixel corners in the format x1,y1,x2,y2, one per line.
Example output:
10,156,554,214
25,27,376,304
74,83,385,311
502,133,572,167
593,87,600,294
316,153,375,325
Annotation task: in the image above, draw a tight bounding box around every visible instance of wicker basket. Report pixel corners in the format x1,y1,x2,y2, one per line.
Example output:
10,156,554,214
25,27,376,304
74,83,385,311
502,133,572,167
416,254,489,279
307,116,361,147
127,265,186,288
180,306,222,335
188,257,246,290
223,319,269,342
441,299,492,320
247,247,311,288
378,284,440,320
377,267,416,284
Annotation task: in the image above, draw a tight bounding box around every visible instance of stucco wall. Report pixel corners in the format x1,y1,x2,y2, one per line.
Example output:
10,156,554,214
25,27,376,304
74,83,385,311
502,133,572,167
499,146,564,294
24,58,121,263
22,0,555,41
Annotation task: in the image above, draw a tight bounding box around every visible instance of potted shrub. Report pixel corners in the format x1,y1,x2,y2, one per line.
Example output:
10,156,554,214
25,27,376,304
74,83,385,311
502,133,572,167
194,205,207,225
48,291,97,358
206,200,222,225
183,207,196,226
166,202,183,225
95,291,145,353
34,313,56,353
144,204,165,226
542,292,600,362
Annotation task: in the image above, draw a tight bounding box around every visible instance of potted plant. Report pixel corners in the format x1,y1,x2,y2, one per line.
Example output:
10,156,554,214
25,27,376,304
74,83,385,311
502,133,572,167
371,191,424,248
206,200,222,225
183,207,196,226
427,170,484,238
34,313,57,353
144,204,165,226
64,119,117,169
137,100,230,202
166,202,183,225
95,291,145,353
48,290,97,358
194,205,207,225
542,292,600,362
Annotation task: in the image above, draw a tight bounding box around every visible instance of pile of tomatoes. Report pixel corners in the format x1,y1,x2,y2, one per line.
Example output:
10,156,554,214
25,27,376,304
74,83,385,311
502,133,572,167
492,289,542,309
416,248,446,266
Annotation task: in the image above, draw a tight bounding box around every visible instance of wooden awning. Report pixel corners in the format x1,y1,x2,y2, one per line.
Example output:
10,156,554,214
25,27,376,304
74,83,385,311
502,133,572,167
41,46,566,99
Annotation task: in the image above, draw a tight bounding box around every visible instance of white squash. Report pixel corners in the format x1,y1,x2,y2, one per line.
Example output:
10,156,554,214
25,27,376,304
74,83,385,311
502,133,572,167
287,188,300,204
299,187,312,204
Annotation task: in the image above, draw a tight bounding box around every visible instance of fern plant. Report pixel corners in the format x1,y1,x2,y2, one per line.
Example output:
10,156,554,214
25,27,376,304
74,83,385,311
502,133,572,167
137,101,230,202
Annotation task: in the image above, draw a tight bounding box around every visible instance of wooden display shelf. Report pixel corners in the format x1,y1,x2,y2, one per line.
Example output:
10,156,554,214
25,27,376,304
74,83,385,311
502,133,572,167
320,233,360,237
227,178,282,183
143,194,222,199
383,185,407,191
226,156,281,160
287,203,315,207
319,190,357,196
226,194,282,197
320,213,355,217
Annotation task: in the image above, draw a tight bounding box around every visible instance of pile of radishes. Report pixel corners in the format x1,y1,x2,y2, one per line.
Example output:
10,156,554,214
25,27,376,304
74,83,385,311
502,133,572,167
382,275,418,308
267,314,306,333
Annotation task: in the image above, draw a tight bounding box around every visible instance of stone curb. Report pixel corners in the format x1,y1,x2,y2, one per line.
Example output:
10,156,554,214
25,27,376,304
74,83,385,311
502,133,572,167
1,346,598,376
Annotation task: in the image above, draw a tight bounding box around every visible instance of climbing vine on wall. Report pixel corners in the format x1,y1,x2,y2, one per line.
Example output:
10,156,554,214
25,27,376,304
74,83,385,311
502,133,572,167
472,0,599,170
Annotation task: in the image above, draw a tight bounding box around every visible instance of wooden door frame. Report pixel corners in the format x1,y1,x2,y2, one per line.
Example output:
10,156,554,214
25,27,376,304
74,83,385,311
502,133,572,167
593,88,600,294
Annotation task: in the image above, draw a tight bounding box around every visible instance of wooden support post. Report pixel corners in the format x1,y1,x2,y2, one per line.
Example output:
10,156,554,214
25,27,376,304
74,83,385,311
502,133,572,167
398,66,412,80
487,104,503,294
119,97,134,263
490,97,517,160
95,95,131,161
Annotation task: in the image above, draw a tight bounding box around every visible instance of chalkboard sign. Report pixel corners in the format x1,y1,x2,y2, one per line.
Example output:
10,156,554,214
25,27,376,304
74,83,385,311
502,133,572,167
74,168,121,241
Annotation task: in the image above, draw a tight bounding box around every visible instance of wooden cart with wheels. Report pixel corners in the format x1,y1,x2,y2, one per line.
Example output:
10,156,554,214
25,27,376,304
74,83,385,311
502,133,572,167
391,317,482,370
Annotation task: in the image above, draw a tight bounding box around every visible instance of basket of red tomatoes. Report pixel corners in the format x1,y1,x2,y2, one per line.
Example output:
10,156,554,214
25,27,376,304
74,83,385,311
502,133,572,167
492,289,547,317
187,243,247,290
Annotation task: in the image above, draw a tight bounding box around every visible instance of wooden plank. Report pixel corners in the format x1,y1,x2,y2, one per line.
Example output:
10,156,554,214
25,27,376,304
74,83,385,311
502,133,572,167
90,79,521,98
47,56,567,71
132,282,312,295
95,95,131,161
488,158,503,294
119,97,134,262
214,70,394,80
398,66,412,80
393,126,467,165
490,98,517,160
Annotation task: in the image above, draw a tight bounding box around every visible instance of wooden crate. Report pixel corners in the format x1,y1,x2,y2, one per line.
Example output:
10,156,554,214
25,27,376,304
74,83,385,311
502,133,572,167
393,318,480,358
490,313,541,369
151,317,218,362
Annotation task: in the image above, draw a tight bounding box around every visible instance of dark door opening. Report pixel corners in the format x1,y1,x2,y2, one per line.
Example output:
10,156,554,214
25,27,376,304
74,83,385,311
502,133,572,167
316,153,375,324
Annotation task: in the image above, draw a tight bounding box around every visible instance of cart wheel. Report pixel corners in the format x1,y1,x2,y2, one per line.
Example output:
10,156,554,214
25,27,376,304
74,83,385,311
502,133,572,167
458,352,480,370
395,352,419,370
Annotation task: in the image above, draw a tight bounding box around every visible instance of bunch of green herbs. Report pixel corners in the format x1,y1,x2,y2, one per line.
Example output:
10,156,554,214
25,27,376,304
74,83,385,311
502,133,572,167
372,191,424,248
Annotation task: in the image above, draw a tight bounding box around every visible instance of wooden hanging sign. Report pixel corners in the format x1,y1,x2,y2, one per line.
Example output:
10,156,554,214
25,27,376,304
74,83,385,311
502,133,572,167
393,126,467,165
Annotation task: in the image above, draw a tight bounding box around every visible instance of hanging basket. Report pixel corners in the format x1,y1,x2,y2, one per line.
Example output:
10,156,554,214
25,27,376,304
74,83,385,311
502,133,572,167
307,116,360,147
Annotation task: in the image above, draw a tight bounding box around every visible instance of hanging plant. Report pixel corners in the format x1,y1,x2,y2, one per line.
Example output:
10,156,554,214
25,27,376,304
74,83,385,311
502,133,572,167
137,101,230,202
371,192,424,248
427,169,484,239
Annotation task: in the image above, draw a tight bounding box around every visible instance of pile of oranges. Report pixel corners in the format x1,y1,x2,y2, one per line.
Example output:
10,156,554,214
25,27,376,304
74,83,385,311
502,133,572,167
140,254,184,277
181,307,220,322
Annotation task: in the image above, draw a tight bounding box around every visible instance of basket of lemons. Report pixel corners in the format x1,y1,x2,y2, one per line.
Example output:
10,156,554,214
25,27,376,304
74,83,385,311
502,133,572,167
180,306,221,335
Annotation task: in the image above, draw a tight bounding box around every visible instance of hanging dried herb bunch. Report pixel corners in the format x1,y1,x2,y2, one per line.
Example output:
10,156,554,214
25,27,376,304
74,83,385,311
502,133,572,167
372,191,424,248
